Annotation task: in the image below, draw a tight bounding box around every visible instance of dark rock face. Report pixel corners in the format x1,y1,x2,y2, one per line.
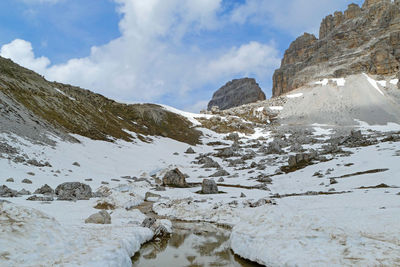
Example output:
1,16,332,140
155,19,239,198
208,78,266,110
273,0,400,97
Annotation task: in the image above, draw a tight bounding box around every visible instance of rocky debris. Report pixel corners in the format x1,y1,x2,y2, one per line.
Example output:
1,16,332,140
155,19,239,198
209,169,230,177
145,192,161,201
162,168,189,188
185,147,196,154
6,178,14,182
228,158,245,167
215,147,238,158
208,78,266,110
330,178,338,185
0,185,18,197
246,198,276,208
21,179,32,184
26,159,52,167
142,217,156,228
85,210,111,224
55,182,92,201
34,184,54,195
72,162,80,167
240,192,246,198
241,151,256,160
218,177,225,182
201,179,219,194
0,142,18,155
27,195,54,201
273,0,400,96
226,133,240,142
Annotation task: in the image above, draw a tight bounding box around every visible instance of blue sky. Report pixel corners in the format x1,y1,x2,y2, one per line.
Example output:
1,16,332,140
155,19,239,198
0,0,363,111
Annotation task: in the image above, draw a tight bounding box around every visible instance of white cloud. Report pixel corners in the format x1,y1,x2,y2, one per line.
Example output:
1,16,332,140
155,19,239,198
0,39,50,74
205,41,280,80
230,0,362,36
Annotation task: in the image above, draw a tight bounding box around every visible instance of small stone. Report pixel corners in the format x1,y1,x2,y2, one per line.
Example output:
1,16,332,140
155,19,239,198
185,147,196,154
26,172,35,176
330,178,338,185
240,192,246,198
85,178,93,181
328,188,336,192
217,177,224,182
173,152,179,155
201,179,219,194
111,179,120,182
22,179,32,184
6,178,14,182
155,185,166,191
72,162,80,167
209,169,230,177
141,217,156,228
101,181,109,185
85,211,111,224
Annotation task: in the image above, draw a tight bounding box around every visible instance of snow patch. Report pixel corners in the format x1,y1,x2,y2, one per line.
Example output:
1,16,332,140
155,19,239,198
363,73,384,96
286,93,303,98
390,79,399,85
269,106,283,111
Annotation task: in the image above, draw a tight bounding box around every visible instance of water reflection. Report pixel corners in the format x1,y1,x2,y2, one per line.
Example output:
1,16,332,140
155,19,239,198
132,222,262,267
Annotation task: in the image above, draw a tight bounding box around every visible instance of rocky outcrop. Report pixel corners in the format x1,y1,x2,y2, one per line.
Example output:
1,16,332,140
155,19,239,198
55,182,92,201
208,78,266,110
273,0,400,97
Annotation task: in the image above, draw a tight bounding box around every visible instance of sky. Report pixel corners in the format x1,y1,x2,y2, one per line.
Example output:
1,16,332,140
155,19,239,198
0,0,363,112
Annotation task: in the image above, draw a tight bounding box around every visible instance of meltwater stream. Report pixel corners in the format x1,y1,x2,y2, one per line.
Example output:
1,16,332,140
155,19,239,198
131,221,262,267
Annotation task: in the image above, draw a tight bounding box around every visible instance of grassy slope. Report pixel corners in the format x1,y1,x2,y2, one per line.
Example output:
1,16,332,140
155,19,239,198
0,57,201,145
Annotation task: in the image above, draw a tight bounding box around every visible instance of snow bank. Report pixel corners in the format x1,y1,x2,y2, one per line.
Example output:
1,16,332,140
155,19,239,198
231,193,400,266
363,73,384,96
286,93,303,98
0,201,153,267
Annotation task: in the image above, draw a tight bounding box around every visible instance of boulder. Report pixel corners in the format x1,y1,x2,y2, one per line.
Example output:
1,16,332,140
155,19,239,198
0,185,18,197
21,179,32,184
201,179,219,194
55,182,92,200
209,169,230,177
85,210,111,224
184,147,196,154
207,78,266,110
34,184,54,195
162,168,189,188
27,195,54,201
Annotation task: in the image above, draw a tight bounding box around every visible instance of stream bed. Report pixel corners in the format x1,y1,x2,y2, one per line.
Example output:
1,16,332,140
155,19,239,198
131,221,262,267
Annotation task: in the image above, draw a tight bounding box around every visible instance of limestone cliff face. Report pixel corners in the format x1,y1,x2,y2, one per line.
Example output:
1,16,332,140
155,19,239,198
273,0,400,97
207,78,266,110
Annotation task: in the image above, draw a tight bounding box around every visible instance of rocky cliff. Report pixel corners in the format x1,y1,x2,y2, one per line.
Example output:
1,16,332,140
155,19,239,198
207,78,266,110
273,0,400,97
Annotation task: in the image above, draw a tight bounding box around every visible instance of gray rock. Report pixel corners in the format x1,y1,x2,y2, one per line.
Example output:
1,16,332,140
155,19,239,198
141,217,156,228
27,195,54,201
0,185,18,197
240,192,246,198
226,133,240,141
215,147,237,158
34,184,54,195
208,78,266,110
85,210,111,224
162,168,188,188
55,182,92,201
185,147,196,154
209,169,230,177
155,185,166,191
201,179,219,194
22,179,32,184
6,178,14,182
72,162,80,167
330,178,338,185
202,161,221,168
217,177,225,182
